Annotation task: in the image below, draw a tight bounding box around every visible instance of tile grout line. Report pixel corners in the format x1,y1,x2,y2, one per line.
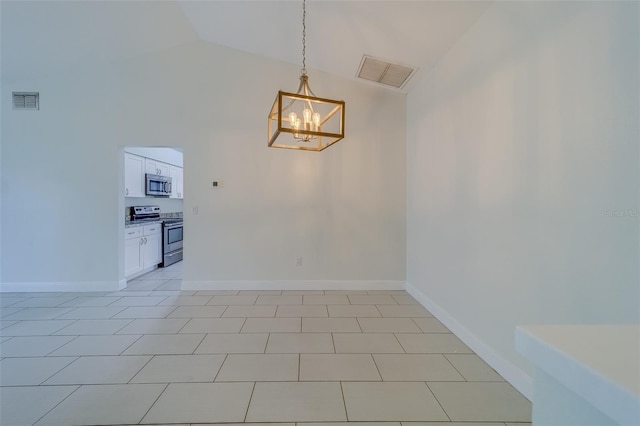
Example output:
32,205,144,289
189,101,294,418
369,352,384,381
177,317,194,334
374,304,384,317
108,305,129,319
212,353,229,382
424,380,452,422
190,333,208,355
38,356,80,385
114,318,136,334
137,382,170,424
44,335,80,357
442,352,468,382
393,332,408,354
127,354,156,384
163,304,180,319
265,332,271,353
31,383,82,425
409,316,424,332
339,381,349,421
262,328,271,354
243,381,257,422
117,334,145,355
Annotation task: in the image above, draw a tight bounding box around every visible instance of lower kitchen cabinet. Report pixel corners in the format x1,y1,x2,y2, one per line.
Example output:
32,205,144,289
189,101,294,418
124,232,143,278
124,223,162,279
142,231,162,268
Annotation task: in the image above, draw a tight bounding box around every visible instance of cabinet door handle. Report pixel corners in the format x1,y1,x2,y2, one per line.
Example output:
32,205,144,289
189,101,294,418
139,238,143,246
144,237,147,244
125,188,129,196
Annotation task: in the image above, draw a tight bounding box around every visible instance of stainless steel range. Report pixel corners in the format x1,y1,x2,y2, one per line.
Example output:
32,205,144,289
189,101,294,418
130,206,183,268
161,218,183,267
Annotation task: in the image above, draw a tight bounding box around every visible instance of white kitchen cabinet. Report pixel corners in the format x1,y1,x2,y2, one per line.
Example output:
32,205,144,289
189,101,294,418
145,158,170,177
142,224,162,266
124,227,143,277
124,223,162,280
169,165,184,199
124,153,145,197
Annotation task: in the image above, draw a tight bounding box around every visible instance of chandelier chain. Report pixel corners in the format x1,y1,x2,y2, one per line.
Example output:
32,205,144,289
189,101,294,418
302,0,306,74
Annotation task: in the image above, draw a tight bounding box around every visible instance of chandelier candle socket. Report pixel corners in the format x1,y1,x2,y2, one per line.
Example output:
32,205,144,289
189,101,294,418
268,0,345,151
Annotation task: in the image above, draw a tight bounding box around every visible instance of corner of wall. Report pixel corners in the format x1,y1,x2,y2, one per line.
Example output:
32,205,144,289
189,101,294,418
406,281,534,400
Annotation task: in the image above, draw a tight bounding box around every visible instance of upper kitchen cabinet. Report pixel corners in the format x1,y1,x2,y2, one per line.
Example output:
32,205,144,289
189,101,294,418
169,165,183,199
124,147,182,199
124,153,145,197
145,158,170,177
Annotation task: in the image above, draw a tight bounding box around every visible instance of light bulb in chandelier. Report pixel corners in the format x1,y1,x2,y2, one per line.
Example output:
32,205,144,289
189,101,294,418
289,112,297,127
288,107,321,141
303,108,311,127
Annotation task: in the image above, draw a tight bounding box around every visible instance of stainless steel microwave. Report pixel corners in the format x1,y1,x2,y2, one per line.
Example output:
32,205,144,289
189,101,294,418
145,173,172,197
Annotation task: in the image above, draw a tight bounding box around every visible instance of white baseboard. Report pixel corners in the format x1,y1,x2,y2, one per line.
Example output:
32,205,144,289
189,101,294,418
125,265,158,282
182,280,406,291
405,281,533,400
0,280,126,292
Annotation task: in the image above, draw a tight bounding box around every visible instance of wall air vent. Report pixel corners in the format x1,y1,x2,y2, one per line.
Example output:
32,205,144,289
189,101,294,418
356,55,415,89
12,92,39,110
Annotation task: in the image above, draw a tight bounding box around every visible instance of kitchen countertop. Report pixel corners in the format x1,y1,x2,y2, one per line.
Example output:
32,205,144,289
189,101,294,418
125,220,162,228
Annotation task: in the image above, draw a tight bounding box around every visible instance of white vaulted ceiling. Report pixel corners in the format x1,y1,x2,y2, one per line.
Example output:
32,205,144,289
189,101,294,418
1,0,492,92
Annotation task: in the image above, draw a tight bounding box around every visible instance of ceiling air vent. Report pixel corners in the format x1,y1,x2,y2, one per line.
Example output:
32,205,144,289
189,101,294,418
356,56,415,89
12,92,39,110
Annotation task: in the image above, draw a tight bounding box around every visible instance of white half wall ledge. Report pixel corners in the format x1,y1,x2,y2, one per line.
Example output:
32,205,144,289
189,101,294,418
516,324,640,426
405,281,533,400
181,280,406,291
0,280,127,292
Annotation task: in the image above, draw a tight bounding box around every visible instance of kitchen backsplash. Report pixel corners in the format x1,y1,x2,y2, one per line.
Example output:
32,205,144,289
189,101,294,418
124,208,183,221
160,212,183,219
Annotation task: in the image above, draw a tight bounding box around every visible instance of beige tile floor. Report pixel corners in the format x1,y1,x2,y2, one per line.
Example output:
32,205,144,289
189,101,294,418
0,262,531,426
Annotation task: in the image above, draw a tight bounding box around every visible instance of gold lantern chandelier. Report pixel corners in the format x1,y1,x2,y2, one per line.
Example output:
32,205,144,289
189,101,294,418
268,0,345,151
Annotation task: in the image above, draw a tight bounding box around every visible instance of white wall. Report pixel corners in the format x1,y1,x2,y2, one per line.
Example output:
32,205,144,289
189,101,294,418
407,1,639,398
1,40,406,290
183,43,406,285
125,147,183,167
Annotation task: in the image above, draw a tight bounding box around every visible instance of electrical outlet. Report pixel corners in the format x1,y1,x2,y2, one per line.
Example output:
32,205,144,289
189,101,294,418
296,256,303,267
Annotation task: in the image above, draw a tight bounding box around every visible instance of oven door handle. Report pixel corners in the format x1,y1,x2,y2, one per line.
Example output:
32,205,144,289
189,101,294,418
164,223,183,230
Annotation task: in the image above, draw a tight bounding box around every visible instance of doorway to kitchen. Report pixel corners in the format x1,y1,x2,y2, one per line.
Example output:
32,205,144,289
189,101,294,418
123,146,184,285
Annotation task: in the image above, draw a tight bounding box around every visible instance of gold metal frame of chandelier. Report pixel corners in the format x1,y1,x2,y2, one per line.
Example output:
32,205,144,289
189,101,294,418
268,89,345,151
